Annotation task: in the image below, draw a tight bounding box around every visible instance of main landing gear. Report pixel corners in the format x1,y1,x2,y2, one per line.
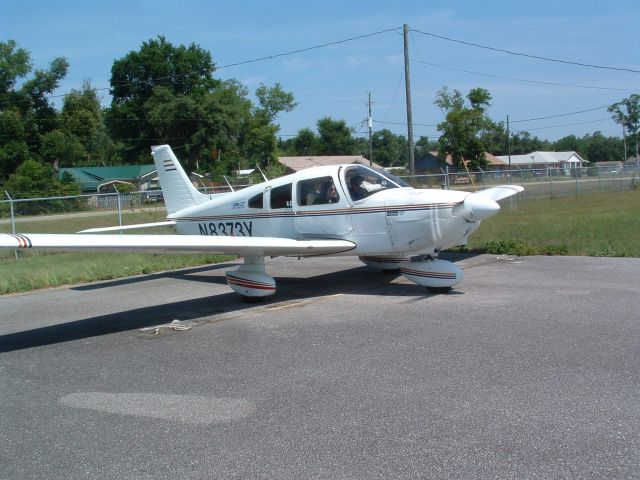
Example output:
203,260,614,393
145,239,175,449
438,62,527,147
225,256,275,302
360,255,463,292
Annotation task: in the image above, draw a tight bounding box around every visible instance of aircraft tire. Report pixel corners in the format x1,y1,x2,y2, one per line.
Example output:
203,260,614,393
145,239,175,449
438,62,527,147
242,295,265,304
426,286,452,294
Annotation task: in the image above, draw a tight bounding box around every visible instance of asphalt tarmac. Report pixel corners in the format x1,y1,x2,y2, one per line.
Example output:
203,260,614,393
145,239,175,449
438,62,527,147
1,254,639,479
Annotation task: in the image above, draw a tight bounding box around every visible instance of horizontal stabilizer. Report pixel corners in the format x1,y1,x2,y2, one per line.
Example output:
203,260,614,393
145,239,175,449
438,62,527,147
79,221,176,233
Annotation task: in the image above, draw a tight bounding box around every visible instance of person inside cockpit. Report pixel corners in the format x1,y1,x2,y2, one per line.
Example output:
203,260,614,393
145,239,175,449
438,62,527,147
313,180,339,204
348,175,367,201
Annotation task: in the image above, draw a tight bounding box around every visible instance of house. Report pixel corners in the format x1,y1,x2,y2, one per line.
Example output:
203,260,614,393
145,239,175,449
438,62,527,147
414,151,442,173
415,151,508,173
496,151,585,174
277,155,382,173
59,165,158,193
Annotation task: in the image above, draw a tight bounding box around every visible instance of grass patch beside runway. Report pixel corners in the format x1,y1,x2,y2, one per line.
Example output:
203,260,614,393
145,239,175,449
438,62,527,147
0,252,232,294
467,189,640,257
0,208,233,294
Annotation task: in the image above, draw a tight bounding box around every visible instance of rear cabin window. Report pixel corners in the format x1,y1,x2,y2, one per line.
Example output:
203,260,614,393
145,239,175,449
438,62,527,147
248,193,263,209
270,183,292,209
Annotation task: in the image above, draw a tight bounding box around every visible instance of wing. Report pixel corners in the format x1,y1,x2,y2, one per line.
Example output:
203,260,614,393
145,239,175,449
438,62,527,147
0,233,356,256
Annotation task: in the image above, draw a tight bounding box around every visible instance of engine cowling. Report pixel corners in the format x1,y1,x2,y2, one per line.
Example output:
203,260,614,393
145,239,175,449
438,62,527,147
400,259,463,289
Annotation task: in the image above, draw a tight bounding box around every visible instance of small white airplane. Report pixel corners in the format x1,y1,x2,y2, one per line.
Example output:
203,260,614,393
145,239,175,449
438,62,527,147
0,145,523,300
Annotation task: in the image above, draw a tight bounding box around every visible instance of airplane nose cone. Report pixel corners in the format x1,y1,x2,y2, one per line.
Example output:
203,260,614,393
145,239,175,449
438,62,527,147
465,193,500,220
453,193,500,221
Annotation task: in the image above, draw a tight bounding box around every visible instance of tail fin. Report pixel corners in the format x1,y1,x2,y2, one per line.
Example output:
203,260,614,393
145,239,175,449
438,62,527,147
151,145,208,214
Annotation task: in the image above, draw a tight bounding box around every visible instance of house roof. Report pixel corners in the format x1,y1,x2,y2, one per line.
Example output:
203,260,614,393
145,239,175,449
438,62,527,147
277,155,382,171
59,165,157,192
496,151,585,165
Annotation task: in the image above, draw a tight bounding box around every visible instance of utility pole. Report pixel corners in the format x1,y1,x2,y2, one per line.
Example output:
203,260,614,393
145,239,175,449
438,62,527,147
403,24,415,174
368,92,373,166
506,115,512,169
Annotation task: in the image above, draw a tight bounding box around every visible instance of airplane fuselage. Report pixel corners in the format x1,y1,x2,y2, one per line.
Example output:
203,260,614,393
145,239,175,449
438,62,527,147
169,164,478,257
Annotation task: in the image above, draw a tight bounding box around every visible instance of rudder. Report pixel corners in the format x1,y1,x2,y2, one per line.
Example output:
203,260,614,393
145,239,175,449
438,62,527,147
151,145,208,214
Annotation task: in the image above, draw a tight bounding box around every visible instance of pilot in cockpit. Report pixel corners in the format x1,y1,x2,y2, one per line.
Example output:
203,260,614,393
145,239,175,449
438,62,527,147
348,175,367,201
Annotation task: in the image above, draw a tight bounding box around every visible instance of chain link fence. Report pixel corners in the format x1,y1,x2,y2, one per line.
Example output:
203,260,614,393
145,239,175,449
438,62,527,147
1,166,638,235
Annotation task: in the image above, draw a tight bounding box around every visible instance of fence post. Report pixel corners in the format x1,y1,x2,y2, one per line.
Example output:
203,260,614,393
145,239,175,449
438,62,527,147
4,191,18,260
114,186,123,230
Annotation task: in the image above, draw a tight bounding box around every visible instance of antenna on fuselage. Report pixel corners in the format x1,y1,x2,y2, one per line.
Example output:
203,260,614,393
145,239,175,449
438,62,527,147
223,176,235,192
255,164,268,182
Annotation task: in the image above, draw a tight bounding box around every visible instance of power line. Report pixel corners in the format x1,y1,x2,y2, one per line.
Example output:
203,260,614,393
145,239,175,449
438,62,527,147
516,118,610,132
411,59,637,92
374,119,438,127
0,27,401,106
510,105,610,123
216,27,401,70
411,28,640,74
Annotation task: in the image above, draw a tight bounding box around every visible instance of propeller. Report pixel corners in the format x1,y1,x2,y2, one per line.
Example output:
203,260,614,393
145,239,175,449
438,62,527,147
452,192,500,221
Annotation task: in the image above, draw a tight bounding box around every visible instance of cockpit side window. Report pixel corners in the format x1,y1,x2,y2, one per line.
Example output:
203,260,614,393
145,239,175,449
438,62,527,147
297,176,340,206
344,166,401,201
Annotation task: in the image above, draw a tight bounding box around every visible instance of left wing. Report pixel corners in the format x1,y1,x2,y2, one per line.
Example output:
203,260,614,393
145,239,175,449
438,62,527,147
0,233,356,256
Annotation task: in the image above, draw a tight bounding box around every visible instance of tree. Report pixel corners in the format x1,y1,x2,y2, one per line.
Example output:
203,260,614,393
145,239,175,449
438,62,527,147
107,36,219,162
608,94,640,163
107,37,295,174
292,128,318,155
0,40,68,180
372,129,406,166
255,82,297,122
316,117,356,155
4,159,79,199
414,136,438,159
434,87,492,170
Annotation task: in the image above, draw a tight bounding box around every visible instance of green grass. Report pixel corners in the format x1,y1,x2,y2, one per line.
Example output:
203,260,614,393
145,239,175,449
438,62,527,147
1,190,639,294
0,252,233,294
466,189,640,257
0,207,233,294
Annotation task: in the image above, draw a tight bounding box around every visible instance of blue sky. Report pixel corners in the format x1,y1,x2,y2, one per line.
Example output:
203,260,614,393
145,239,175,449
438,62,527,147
3,0,639,142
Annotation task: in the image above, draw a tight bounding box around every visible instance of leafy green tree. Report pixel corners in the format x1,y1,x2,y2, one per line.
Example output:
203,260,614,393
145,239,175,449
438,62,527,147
316,117,356,155
372,129,406,166
4,159,79,199
434,87,492,170
508,131,550,155
255,82,297,122
609,94,640,162
107,36,219,162
292,128,318,155
0,40,68,180
414,136,438,159
554,135,581,153
107,37,295,174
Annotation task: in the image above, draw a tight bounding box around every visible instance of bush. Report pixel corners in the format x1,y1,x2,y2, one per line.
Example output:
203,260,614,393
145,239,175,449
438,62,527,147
482,238,568,256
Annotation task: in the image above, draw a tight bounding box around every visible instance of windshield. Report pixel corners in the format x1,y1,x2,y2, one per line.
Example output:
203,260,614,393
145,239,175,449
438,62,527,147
344,165,406,201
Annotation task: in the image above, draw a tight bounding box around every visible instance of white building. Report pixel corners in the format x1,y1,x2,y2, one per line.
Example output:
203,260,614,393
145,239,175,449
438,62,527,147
496,151,585,175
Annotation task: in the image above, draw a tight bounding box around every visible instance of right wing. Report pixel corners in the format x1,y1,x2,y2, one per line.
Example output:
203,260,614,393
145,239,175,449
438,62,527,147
0,233,356,256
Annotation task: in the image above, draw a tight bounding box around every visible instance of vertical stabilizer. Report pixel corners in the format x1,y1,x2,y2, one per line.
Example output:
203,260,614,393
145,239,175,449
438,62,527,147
151,145,208,214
